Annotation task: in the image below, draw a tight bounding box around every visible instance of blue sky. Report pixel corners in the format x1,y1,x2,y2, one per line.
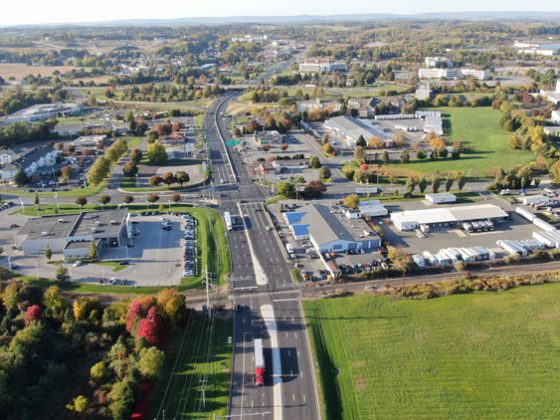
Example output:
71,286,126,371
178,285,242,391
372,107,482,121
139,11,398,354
1,0,560,25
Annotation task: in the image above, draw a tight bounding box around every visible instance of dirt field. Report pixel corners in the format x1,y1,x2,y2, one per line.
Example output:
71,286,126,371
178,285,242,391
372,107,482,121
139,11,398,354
0,63,79,80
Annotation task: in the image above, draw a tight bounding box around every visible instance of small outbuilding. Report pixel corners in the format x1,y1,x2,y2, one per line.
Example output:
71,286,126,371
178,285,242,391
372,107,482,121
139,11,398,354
425,192,457,204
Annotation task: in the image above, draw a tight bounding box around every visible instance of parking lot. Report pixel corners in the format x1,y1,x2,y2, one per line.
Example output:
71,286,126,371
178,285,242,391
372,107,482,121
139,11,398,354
0,212,192,286
381,211,541,260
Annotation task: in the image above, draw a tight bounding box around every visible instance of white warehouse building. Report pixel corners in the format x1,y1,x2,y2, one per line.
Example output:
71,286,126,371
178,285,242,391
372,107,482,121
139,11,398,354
390,204,509,231
283,204,382,253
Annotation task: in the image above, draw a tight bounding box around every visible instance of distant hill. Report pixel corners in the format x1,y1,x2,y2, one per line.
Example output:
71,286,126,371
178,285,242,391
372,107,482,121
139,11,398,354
5,11,560,28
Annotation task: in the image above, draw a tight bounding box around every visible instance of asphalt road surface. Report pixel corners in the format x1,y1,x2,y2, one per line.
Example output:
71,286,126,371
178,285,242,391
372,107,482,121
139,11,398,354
206,94,320,420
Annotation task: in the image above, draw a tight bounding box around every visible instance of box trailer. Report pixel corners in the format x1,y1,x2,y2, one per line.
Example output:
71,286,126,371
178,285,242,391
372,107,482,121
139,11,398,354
254,338,265,387
412,254,426,268
515,207,536,222
497,240,528,257
533,218,557,232
422,251,438,266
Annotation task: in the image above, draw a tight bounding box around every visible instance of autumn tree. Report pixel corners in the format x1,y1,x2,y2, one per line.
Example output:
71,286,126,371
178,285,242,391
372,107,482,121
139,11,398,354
75,196,87,208
98,195,111,208
24,305,42,325
137,306,163,345
138,347,165,379
122,162,138,177
162,172,176,186
368,136,385,149
147,194,159,203
343,194,360,209
123,195,134,205
175,171,189,186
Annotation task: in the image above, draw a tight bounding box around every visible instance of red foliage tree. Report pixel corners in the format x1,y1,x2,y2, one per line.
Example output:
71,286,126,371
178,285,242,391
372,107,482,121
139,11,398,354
24,305,42,325
137,306,163,345
125,296,154,334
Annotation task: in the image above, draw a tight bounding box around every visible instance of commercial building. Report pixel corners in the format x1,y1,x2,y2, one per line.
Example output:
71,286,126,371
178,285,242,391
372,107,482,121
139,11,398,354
418,67,490,81
390,204,509,231
16,209,130,256
0,146,57,181
358,200,389,217
424,56,453,68
415,83,433,100
324,116,392,148
283,204,381,253
425,192,457,204
254,130,284,145
540,80,560,106
298,59,347,73
1,103,83,125
513,40,560,56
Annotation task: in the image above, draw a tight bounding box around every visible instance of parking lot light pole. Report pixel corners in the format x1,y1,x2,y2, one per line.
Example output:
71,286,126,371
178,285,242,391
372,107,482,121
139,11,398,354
125,245,129,260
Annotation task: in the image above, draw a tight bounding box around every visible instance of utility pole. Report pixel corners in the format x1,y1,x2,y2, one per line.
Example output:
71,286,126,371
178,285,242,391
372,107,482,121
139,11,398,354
206,264,210,315
199,378,208,409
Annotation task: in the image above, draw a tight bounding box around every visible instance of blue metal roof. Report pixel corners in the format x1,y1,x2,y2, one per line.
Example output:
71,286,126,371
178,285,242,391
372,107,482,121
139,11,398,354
285,212,306,225
292,224,310,236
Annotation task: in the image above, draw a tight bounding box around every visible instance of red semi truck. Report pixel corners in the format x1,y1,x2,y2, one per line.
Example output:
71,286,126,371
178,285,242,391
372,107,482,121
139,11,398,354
254,338,265,386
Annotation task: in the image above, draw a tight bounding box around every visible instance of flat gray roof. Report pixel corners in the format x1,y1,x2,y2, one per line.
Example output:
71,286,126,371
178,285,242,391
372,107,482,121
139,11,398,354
70,208,128,237
18,208,127,241
299,204,379,246
18,214,81,240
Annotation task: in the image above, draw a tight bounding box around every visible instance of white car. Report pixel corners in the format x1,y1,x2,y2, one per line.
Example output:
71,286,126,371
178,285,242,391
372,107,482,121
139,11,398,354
265,226,271,231
73,261,83,267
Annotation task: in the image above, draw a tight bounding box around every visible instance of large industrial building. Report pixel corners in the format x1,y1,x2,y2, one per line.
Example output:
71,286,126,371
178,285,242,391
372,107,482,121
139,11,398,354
16,209,130,257
390,204,509,231
1,103,83,125
298,59,347,73
323,116,392,148
283,204,381,253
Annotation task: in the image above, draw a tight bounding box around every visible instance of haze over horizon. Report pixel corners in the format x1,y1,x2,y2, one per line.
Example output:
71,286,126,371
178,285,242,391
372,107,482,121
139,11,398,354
1,0,560,26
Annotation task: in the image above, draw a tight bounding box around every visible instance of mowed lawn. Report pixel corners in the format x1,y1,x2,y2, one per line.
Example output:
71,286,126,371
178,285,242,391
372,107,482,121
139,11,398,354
304,284,560,420
387,107,533,177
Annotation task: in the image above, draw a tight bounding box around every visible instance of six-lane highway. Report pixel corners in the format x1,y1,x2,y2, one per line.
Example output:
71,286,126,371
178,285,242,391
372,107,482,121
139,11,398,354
205,92,321,420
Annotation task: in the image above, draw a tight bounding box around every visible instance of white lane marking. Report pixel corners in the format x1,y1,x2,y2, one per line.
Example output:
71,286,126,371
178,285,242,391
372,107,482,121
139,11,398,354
273,298,299,303
260,304,283,420
241,331,248,417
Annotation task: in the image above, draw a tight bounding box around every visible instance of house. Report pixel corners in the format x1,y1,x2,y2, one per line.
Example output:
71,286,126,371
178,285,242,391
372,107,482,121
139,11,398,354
347,97,377,118
254,131,284,145
72,135,107,148
283,204,381,253
0,146,57,181
552,110,560,124
15,209,130,256
297,98,341,113
0,149,17,166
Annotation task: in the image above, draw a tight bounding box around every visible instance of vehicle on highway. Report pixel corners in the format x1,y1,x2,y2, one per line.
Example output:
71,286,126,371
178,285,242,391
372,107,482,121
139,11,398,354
254,338,265,387
265,225,271,231
72,260,83,267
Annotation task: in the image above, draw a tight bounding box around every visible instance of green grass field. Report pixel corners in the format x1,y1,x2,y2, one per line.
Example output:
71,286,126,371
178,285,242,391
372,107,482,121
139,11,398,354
148,314,232,419
387,107,533,178
305,284,560,420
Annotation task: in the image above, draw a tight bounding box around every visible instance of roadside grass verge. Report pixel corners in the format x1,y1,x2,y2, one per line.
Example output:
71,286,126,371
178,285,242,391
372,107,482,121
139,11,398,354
148,313,232,419
304,283,560,419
